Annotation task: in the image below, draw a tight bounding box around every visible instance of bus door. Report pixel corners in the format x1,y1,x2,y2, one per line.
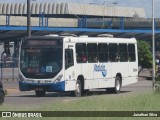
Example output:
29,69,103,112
64,43,77,91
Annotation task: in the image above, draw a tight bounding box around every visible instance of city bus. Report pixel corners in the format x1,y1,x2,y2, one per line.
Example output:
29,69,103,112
18,35,138,97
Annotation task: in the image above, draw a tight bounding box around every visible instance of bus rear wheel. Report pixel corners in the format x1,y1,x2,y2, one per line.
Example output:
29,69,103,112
107,76,121,94
35,90,46,97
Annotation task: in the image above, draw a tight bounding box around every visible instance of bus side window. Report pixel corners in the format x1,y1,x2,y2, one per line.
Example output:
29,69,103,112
87,43,98,63
128,44,136,62
76,43,87,63
109,43,118,62
119,44,128,62
98,43,108,62
65,49,74,69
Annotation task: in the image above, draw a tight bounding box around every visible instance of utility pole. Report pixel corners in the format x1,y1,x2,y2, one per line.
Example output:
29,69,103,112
102,1,106,28
152,0,155,88
27,0,31,37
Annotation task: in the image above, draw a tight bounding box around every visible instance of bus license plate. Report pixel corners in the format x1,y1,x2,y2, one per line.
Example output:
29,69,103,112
35,88,43,91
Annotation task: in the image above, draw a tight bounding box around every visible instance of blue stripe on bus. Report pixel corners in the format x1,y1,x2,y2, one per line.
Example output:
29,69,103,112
19,81,65,92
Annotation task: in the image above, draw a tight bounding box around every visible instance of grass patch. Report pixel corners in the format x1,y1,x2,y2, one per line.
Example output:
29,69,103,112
1,91,160,120
41,92,160,111
1,91,160,111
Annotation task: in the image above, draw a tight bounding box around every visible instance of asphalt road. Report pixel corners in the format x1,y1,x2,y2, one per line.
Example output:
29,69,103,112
2,78,152,106
0,68,152,106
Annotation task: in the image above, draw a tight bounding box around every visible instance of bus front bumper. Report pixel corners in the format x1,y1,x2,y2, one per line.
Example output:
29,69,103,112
19,81,65,92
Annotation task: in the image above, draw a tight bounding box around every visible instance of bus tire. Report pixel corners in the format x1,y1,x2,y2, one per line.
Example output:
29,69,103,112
107,76,121,94
74,80,82,97
35,90,46,97
115,76,121,94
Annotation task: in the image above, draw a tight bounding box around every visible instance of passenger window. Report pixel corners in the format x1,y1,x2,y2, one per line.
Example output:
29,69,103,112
76,43,87,63
98,44,108,62
119,44,128,62
128,44,136,62
109,44,118,62
87,43,98,63
65,49,74,69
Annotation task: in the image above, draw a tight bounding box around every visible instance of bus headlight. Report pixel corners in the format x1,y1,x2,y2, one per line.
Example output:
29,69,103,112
19,74,24,82
55,74,63,82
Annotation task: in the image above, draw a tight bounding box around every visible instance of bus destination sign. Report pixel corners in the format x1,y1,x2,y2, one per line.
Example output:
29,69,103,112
27,40,56,46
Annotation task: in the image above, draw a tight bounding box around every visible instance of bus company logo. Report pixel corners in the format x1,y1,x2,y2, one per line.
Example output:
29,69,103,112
94,64,107,77
2,112,12,117
2,112,42,118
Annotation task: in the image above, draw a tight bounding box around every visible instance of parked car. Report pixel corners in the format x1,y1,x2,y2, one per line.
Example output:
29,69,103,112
0,81,5,104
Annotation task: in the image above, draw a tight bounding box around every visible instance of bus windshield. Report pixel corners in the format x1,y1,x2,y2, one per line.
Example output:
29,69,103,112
20,39,63,79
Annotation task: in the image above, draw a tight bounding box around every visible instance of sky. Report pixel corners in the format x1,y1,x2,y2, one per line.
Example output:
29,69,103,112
0,0,160,18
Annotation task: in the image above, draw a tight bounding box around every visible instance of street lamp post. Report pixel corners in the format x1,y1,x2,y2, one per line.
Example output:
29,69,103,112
102,1,118,28
102,1,110,28
152,0,155,88
27,0,31,37
102,1,106,28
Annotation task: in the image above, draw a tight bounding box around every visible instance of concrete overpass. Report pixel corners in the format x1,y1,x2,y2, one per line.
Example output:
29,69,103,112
0,2,159,42
0,2,146,17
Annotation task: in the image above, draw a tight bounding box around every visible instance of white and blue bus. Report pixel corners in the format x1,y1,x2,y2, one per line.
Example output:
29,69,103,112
19,35,138,97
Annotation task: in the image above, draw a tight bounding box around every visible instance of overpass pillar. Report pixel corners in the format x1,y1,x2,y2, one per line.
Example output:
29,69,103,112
39,12,44,27
6,15,10,26
78,16,87,28
120,17,124,30
45,17,48,27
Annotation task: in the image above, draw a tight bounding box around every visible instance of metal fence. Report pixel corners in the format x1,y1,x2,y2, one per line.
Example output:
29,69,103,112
0,58,18,80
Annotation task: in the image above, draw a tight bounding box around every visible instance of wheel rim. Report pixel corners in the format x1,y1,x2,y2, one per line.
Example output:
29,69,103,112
116,79,120,91
75,82,81,95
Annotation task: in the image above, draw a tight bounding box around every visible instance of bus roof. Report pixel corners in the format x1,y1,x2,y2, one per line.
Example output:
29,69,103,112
64,37,137,44
25,36,137,44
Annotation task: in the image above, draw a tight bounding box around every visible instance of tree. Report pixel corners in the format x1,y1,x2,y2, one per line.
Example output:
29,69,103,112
137,40,152,73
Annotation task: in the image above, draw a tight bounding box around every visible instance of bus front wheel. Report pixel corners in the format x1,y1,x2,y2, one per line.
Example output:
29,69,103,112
35,90,46,97
74,80,82,97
